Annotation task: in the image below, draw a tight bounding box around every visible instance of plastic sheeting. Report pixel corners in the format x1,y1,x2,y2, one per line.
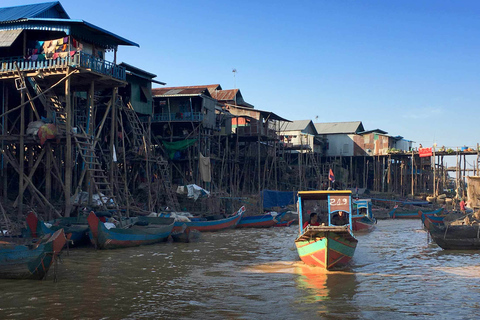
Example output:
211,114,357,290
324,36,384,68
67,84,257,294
262,189,297,209
162,139,197,159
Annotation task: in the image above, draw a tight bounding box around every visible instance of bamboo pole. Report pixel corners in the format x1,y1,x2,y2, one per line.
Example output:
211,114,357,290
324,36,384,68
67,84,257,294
433,146,436,196
64,68,72,217
18,89,25,215
411,150,414,197
13,147,45,206
109,89,116,195
46,141,52,220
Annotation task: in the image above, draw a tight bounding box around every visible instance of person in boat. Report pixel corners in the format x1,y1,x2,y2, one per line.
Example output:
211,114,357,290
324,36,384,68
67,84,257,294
332,211,348,226
303,212,320,229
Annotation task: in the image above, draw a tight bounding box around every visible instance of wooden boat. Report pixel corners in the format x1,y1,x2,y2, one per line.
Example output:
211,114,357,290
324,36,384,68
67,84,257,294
172,206,245,233
237,212,285,228
294,190,358,270
274,219,296,227
26,212,89,245
0,229,66,280
388,205,439,219
352,199,376,232
426,221,480,250
88,212,175,249
418,208,445,227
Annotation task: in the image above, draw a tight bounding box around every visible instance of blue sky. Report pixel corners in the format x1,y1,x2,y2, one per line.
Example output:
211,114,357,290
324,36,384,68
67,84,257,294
6,0,480,149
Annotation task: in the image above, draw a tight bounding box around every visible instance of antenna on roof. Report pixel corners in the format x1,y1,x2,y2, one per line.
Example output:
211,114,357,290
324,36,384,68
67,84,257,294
232,68,237,89
232,68,237,105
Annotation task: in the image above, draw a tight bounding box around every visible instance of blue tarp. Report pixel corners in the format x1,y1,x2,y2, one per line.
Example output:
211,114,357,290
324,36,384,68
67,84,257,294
262,190,297,209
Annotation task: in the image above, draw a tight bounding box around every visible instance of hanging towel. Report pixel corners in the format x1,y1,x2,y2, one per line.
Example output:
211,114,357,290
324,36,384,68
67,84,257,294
199,152,211,182
52,52,59,59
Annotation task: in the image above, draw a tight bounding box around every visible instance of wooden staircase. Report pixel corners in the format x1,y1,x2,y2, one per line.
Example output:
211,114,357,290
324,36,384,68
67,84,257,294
27,77,67,133
73,134,115,209
155,157,180,211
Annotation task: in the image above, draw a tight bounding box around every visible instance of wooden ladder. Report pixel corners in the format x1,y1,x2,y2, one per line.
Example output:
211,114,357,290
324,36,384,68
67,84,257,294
121,100,148,154
156,157,180,211
74,134,115,209
27,77,67,133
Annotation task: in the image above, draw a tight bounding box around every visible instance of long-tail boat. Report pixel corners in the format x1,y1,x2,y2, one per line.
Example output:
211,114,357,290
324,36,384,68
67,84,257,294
352,199,376,232
0,229,66,280
26,212,89,245
295,190,358,270
172,206,245,233
237,211,285,228
88,212,174,249
418,208,445,226
426,220,480,250
389,206,442,219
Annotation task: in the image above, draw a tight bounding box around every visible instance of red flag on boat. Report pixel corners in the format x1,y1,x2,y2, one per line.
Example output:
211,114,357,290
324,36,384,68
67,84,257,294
329,169,335,183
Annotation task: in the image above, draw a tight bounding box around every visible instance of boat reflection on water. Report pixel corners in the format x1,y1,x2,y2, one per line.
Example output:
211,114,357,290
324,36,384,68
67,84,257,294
294,264,359,317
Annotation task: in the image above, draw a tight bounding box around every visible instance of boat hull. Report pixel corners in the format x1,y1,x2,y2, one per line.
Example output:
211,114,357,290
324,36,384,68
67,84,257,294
237,214,279,228
26,212,89,245
391,207,443,219
88,213,174,250
0,229,66,280
173,213,242,233
352,216,376,232
427,223,480,250
274,219,296,227
295,231,357,270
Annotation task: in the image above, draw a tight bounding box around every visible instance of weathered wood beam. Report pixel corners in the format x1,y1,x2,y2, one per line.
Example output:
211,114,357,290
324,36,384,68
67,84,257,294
2,149,61,217
13,147,45,206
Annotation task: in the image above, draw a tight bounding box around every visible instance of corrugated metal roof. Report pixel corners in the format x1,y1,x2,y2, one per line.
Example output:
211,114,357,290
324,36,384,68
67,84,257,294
280,120,316,133
152,87,212,97
152,85,220,96
0,18,139,47
314,121,364,134
0,2,69,22
211,89,238,101
0,29,22,47
225,104,290,122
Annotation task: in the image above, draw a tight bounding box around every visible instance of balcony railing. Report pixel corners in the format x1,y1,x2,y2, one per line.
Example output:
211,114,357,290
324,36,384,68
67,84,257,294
236,125,277,139
141,112,204,123
0,52,125,81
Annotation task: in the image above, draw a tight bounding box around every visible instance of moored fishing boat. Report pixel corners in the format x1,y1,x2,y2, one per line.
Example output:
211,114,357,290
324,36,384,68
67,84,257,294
389,206,441,219
352,199,376,232
418,208,446,227
26,212,89,245
88,212,174,249
172,206,245,233
426,221,480,250
237,211,285,228
274,219,296,227
294,190,358,270
0,229,66,280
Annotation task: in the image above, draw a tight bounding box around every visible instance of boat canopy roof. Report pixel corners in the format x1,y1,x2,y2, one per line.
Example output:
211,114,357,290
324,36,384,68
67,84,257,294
354,199,372,208
298,190,352,201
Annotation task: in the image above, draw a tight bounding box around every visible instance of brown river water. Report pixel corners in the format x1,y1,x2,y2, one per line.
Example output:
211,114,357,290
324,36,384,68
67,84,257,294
1,219,479,319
